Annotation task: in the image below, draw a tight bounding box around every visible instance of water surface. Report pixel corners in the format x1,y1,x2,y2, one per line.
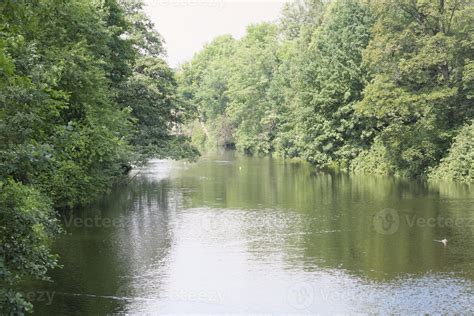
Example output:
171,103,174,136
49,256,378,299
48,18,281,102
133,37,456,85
32,151,473,314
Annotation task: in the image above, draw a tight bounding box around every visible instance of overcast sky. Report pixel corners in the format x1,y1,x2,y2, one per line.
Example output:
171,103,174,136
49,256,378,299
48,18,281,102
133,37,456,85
143,0,287,68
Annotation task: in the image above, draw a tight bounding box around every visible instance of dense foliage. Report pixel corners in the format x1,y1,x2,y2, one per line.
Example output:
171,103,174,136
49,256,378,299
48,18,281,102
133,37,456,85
0,0,195,313
180,0,473,181
1,0,472,313
0,180,61,313
429,120,473,183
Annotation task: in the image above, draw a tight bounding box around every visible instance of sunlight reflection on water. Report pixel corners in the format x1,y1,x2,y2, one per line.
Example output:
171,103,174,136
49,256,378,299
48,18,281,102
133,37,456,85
32,152,473,314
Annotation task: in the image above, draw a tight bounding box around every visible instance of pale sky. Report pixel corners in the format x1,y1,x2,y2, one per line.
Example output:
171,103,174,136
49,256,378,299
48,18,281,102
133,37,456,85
144,0,287,68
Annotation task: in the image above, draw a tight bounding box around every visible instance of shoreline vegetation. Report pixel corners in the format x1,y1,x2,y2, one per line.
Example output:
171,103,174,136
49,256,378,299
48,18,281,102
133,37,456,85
180,0,473,183
0,0,195,313
0,0,472,313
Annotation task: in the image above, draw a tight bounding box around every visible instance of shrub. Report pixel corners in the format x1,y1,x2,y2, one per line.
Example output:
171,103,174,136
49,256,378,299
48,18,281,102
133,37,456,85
351,138,397,176
429,121,474,184
0,180,61,314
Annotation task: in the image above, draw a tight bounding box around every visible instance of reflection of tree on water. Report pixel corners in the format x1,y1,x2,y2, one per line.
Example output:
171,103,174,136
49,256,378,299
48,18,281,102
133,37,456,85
174,151,474,282
31,154,473,314
114,173,190,313
32,167,181,315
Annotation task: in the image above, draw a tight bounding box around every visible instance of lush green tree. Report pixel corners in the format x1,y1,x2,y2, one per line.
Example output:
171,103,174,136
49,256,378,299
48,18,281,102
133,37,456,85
0,0,195,312
429,120,473,183
267,39,302,157
271,2,325,158
179,35,237,148
119,56,198,160
0,180,61,314
282,0,375,167
0,1,131,312
357,0,474,177
226,23,280,154
280,0,326,39
118,0,164,57
115,0,197,161
179,0,472,183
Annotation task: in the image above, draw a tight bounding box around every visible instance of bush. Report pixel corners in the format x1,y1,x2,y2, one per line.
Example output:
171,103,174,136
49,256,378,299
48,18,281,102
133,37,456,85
0,180,61,314
190,121,208,150
351,138,397,176
429,121,474,184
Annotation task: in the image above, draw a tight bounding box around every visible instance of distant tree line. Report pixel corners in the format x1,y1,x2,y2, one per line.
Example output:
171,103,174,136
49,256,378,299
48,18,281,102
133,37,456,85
180,0,473,183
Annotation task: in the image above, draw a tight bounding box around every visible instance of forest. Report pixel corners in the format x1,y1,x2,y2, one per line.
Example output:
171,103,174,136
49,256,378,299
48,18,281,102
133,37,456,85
0,0,473,313
0,0,196,313
181,0,473,182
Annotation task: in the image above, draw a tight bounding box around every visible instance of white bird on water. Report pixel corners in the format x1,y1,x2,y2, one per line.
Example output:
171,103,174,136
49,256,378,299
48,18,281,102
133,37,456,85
434,238,448,245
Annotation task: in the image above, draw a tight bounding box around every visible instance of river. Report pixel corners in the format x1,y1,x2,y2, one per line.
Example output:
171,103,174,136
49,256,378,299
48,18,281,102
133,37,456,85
31,150,473,314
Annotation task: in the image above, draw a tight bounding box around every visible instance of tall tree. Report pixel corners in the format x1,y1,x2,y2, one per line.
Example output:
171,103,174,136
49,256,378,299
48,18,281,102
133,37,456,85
0,0,194,312
226,23,280,154
179,35,237,147
280,0,326,39
177,0,473,182
358,0,474,176
284,0,375,167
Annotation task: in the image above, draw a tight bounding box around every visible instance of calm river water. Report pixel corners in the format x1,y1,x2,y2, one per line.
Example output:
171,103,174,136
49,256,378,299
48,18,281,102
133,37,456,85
32,150,473,314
